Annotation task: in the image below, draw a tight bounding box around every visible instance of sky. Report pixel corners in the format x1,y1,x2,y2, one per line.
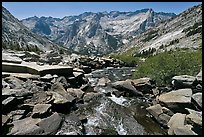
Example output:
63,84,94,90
2,2,202,20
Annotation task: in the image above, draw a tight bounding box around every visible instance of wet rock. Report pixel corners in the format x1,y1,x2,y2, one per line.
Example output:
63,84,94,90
111,80,143,96
56,112,83,135
185,108,202,126
191,92,202,110
83,92,104,103
172,75,196,89
80,65,92,73
158,88,192,111
97,77,111,87
8,117,43,135
32,104,52,118
38,112,62,135
146,104,172,127
167,113,186,135
130,77,155,94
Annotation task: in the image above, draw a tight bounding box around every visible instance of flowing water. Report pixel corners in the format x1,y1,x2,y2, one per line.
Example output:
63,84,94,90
57,67,167,135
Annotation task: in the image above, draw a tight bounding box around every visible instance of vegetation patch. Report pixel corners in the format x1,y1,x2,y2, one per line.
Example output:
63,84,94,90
133,49,202,86
110,47,140,66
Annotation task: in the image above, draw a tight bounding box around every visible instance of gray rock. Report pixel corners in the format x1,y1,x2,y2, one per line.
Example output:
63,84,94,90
2,62,73,76
167,113,186,135
146,104,172,127
9,117,43,135
2,115,10,126
2,88,33,97
73,72,84,78
173,125,197,135
4,76,24,89
2,79,10,88
130,77,154,94
158,88,192,106
32,104,52,118
51,82,75,103
185,108,202,126
111,80,143,96
191,92,202,109
97,77,111,87
172,75,196,89
56,112,83,135
56,76,70,89
9,110,26,121
67,88,85,99
38,112,62,135
83,92,104,103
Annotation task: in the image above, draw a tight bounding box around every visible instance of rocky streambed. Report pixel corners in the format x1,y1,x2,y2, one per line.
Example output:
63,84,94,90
2,50,202,135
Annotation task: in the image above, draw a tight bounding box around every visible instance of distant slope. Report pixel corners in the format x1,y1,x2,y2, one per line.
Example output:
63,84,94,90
2,6,63,53
117,4,202,56
21,9,175,55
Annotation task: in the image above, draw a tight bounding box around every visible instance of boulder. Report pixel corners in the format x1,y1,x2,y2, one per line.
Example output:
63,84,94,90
158,88,192,110
111,80,143,96
56,112,83,135
83,92,104,103
172,75,196,89
67,88,85,99
146,104,173,127
38,112,62,135
32,104,52,118
167,113,187,135
97,77,111,87
55,76,70,89
8,117,43,135
191,92,202,110
51,82,75,102
185,108,202,126
130,77,155,94
2,62,73,76
173,125,197,135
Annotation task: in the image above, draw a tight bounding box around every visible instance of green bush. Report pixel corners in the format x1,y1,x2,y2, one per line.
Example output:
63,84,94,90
110,47,140,66
133,49,202,86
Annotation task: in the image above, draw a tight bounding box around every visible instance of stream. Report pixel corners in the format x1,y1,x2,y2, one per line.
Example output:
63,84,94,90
57,67,167,135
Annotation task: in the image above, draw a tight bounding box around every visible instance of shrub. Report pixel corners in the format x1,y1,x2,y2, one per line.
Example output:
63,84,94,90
133,49,202,86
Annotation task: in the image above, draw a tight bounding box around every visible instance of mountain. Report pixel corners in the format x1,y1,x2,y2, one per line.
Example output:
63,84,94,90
2,6,63,53
21,9,176,55
117,4,202,56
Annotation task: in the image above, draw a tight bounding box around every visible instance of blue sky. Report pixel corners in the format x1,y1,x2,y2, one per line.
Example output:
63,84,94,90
2,2,202,20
